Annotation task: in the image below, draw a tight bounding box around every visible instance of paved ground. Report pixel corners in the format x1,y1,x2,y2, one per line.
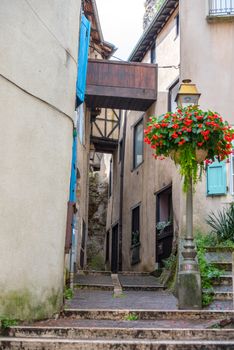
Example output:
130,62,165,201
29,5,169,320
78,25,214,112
66,290,178,310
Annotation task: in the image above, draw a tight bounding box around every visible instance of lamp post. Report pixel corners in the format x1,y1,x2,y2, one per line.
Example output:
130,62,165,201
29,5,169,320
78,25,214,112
175,79,202,309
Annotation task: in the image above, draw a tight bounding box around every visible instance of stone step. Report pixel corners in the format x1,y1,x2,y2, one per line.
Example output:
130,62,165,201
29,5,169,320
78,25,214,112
74,274,114,291
77,270,112,276
211,274,233,286
1,337,234,350
63,309,234,321
122,285,164,291
213,292,233,301
8,325,234,340
118,274,164,291
75,284,114,291
205,247,234,253
211,262,232,271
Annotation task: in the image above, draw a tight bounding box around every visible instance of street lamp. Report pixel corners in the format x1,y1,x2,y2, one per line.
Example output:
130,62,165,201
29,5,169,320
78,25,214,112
176,79,202,310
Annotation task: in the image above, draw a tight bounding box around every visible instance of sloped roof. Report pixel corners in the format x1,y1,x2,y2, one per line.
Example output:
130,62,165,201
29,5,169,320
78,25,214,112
128,0,179,62
83,0,117,59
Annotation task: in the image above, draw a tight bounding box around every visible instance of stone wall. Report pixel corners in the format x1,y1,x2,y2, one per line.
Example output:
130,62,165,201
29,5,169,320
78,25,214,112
87,172,108,270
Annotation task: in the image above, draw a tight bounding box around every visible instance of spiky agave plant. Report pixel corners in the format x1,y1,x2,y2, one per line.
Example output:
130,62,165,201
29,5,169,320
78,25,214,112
206,203,234,242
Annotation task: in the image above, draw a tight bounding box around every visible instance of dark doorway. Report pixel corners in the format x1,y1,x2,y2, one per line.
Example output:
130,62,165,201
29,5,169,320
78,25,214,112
111,223,119,273
155,185,173,266
105,230,110,263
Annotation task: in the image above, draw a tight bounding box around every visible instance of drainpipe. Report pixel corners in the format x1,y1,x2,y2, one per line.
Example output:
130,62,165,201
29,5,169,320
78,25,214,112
69,128,78,288
118,110,127,272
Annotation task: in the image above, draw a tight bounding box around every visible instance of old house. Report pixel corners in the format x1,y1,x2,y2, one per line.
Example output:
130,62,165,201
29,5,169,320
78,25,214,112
0,1,84,319
105,0,234,272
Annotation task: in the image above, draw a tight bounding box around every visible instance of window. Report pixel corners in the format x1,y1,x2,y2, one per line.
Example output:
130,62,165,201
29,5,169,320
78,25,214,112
119,139,123,162
150,43,156,64
133,119,144,169
209,0,234,16
175,14,179,37
168,79,179,113
230,142,234,195
108,158,112,197
131,205,140,265
207,160,227,196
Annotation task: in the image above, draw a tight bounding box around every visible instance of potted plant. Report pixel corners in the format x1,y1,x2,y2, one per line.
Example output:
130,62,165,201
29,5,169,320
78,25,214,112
144,106,234,191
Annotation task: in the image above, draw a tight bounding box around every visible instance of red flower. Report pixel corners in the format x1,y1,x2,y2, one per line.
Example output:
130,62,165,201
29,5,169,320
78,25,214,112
171,132,178,139
197,142,204,147
184,119,193,126
178,139,186,146
172,124,179,129
196,115,203,121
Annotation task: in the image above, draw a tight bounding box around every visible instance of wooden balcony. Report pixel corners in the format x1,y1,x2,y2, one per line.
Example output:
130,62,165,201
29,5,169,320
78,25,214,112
85,59,157,111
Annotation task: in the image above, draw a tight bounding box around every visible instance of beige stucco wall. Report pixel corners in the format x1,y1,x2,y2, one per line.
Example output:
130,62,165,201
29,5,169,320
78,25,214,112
180,0,234,232
0,0,81,319
119,9,181,271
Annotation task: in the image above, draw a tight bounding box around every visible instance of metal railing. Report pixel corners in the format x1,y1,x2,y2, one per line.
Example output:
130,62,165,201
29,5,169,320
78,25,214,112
209,0,234,15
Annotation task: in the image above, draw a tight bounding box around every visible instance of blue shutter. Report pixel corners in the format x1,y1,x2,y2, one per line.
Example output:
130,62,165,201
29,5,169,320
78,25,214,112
76,15,91,105
69,131,77,202
207,160,227,196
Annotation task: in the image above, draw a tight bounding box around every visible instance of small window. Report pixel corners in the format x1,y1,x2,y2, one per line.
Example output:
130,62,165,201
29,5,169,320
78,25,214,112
133,119,144,169
209,0,234,16
175,14,179,37
230,142,234,195
131,205,140,265
150,43,156,64
108,158,112,197
168,79,179,113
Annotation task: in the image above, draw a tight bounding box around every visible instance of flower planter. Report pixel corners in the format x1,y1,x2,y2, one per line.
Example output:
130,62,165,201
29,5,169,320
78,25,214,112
195,149,208,163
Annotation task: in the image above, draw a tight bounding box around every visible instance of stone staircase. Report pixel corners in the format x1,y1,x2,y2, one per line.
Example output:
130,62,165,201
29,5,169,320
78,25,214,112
1,309,234,349
1,270,233,349
205,247,233,307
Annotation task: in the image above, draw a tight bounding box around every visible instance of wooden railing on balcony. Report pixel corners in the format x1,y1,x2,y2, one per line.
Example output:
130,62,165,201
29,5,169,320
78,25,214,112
85,59,157,111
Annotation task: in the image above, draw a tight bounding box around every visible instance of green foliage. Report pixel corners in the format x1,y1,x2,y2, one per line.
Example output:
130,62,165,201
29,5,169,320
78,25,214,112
125,313,139,321
0,317,18,329
206,203,234,242
89,254,105,271
155,0,165,12
202,293,214,307
196,235,223,306
162,254,176,270
64,288,73,300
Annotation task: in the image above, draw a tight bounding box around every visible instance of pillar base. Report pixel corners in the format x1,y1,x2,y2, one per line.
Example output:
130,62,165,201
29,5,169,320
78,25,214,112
178,270,202,309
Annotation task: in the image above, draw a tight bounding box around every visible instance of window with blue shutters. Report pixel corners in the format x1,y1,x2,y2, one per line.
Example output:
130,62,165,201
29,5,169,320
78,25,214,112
76,15,91,105
207,160,227,196
231,141,234,195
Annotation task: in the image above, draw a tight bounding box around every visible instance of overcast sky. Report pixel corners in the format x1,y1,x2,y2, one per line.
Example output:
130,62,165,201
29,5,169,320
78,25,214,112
95,0,145,60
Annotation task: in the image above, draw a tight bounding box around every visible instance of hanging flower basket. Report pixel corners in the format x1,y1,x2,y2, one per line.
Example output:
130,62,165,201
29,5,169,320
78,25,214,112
144,106,234,192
